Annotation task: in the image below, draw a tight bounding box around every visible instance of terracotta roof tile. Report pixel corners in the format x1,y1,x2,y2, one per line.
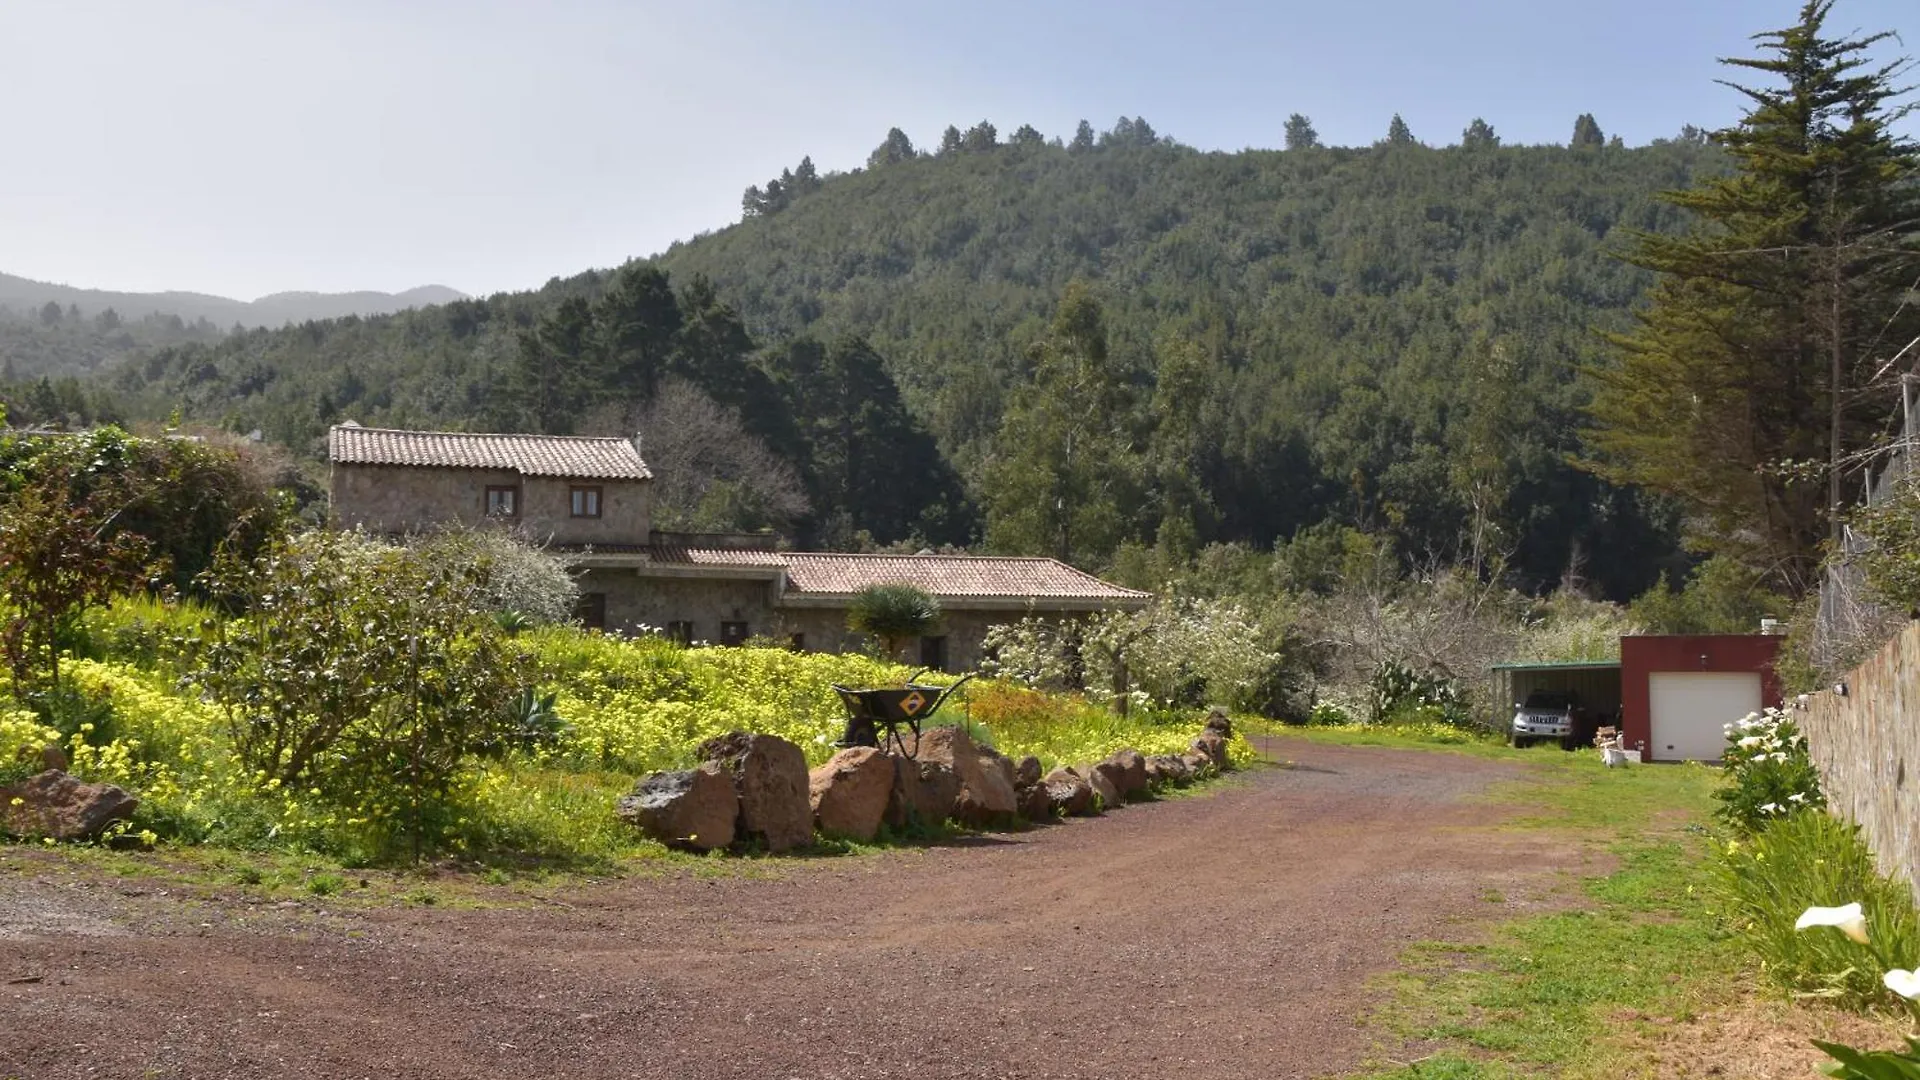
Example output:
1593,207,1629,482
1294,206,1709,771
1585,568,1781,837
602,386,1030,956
648,545,788,568
647,547,1149,604
328,425,650,480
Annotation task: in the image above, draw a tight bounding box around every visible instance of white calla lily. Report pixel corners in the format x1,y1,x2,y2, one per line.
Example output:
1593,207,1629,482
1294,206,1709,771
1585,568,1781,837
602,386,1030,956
1796,902,1870,945
1885,969,1920,1000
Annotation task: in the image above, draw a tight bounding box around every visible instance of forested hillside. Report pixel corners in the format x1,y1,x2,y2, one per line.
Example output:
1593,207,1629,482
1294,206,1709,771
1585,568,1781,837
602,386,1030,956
90,120,1726,598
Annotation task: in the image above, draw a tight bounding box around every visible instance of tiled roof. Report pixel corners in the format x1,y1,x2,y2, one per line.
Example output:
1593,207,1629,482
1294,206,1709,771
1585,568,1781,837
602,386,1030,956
328,425,650,480
648,544,788,568
647,547,1150,603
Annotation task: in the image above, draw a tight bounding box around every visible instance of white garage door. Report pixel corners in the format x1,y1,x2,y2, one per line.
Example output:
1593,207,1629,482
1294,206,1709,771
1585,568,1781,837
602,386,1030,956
1648,671,1763,762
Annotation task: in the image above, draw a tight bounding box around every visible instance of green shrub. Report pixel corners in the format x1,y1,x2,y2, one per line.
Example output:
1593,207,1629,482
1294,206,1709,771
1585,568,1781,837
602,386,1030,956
1714,810,1920,1009
192,531,535,847
1627,555,1789,635
1714,706,1824,834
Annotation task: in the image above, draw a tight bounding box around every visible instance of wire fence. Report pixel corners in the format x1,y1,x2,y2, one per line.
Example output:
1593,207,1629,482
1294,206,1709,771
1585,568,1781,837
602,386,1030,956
1809,377,1919,677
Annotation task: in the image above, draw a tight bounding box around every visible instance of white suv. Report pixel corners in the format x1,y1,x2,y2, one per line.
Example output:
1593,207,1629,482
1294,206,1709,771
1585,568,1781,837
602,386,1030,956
1510,690,1593,749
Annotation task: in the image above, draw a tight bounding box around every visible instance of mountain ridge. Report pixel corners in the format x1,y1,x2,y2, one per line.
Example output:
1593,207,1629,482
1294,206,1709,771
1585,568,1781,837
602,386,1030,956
0,272,467,328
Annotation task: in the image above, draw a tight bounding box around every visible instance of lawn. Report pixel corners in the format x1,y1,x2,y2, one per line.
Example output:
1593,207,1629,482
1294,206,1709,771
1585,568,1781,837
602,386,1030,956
1288,725,1745,1078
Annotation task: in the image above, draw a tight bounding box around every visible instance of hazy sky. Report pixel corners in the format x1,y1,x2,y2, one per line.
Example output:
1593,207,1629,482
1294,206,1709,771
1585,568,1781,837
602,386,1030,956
2,0,1914,300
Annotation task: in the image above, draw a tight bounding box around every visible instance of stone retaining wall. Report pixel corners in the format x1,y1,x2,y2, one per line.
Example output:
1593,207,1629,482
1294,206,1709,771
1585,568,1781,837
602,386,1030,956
1802,620,1920,899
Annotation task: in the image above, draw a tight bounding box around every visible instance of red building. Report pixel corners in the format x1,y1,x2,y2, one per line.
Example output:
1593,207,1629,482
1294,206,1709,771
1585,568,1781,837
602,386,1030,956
1618,635,1783,762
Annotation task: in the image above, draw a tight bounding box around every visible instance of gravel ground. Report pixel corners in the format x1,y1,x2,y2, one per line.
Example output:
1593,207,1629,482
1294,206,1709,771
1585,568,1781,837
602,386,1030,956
0,737,1592,1079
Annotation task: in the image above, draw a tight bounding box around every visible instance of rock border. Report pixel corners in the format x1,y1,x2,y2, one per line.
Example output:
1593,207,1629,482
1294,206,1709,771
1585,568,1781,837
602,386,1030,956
615,707,1243,853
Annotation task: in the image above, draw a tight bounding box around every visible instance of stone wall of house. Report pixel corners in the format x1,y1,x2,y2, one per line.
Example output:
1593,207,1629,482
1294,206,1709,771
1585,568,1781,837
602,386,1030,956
331,463,650,544
769,607,1041,672
582,569,781,641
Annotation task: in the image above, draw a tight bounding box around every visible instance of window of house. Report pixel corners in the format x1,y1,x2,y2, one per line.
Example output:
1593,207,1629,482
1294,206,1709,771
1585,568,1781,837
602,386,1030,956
920,635,949,672
665,621,694,646
575,592,606,631
719,621,749,647
485,485,519,518
570,486,602,518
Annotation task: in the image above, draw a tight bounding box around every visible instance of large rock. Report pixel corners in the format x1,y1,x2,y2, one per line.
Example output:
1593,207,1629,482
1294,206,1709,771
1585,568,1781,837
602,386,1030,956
911,726,1018,826
616,765,738,851
1014,755,1043,788
1103,749,1149,799
1082,764,1122,811
0,770,137,842
1181,750,1218,779
1043,768,1095,816
1146,754,1192,786
1191,730,1230,770
888,756,962,832
1017,780,1053,822
1088,759,1131,804
699,732,813,853
809,747,894,841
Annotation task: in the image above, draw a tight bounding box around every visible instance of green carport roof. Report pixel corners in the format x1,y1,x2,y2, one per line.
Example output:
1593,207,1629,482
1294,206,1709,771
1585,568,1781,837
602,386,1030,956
1487,659,1622,672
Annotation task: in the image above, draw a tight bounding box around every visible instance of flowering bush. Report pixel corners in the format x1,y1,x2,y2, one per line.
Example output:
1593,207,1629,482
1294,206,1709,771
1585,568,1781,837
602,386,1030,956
980,598,1294,716
1714,706,1824,833
964,681,1257,770
528,628,912,770
407,528,580,627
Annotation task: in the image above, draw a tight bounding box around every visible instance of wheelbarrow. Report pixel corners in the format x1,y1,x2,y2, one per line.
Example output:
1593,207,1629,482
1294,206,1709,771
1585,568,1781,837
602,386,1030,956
833,670,974,758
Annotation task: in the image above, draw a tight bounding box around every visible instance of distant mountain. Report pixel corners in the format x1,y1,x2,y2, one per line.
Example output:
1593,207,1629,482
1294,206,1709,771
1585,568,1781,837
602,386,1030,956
0,273,466,328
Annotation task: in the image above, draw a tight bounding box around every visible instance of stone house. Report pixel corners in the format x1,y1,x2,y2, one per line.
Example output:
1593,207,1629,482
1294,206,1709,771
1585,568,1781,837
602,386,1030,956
328,424,1150,671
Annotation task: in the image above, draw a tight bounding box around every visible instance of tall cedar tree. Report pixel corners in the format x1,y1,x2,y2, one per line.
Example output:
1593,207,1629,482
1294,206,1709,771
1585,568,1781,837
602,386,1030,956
1586,1,1920,592
985,285,1138,567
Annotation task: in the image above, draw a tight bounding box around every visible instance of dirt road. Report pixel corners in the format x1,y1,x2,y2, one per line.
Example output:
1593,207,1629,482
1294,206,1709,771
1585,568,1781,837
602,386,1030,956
0,738,1592,1079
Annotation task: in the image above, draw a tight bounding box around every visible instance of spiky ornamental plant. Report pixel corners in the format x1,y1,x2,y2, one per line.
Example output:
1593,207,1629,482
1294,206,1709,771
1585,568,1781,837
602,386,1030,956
845,584,941,663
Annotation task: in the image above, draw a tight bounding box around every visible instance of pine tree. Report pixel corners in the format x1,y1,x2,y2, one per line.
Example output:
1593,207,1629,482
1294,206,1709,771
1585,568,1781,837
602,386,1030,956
938,125,963,155
1069,119,1095,153
1461,118,1499,149
791,156,822,195
1585,0,1920,591
1385,114,1416,146
507,296,597,433
596,264,682,403
1571,113,1605,147
867,127,916,168
962,120,998,152
1284,113,1320,150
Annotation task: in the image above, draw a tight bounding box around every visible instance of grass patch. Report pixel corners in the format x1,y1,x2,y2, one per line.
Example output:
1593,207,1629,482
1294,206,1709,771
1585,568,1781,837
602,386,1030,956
1269,722,1517,759
1355,739,1739,1079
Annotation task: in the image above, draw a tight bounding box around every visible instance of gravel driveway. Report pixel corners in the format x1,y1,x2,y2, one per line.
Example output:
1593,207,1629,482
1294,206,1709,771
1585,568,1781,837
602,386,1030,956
0,737,1591,1079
